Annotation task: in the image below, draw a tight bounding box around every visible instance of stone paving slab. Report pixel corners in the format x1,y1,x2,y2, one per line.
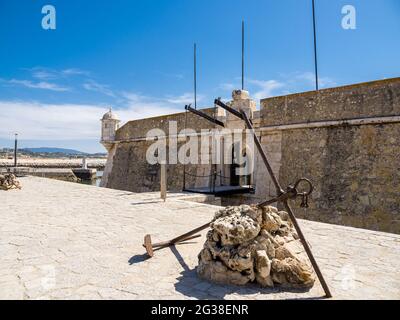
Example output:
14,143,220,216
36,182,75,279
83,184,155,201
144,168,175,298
0,177,399,300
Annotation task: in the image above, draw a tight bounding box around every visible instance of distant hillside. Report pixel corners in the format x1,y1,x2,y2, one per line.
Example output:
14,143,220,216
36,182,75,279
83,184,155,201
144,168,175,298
21,147,87,155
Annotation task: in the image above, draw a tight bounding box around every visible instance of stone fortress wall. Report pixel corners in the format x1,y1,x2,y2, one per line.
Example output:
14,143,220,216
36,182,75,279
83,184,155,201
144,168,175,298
102,108,220,192
254,78,400,234
102,77,400,234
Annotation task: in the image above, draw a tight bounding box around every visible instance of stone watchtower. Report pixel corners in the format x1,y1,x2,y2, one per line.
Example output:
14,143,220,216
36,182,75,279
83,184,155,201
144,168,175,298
223,89,258,186
100,109,120,152
225,90,257,129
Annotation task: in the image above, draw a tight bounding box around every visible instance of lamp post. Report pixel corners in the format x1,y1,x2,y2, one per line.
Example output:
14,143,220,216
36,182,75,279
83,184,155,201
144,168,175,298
14,133,18,168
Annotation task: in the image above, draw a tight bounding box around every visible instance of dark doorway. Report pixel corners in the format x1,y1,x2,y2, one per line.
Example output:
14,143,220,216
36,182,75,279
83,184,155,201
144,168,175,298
230,144,240,186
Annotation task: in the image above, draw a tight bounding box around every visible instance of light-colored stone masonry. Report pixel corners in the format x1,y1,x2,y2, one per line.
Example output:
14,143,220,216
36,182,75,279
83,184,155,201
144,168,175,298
103,77,400,234
1,177,399,299
257,78,400,233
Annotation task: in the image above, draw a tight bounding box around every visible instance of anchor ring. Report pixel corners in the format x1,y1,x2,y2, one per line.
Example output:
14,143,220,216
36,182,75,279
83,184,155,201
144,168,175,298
293,178,314,196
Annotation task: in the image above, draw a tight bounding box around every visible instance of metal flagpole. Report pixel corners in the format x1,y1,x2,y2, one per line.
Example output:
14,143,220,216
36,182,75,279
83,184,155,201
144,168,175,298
194,43,197,109
312,0,319,91
242,20,245,90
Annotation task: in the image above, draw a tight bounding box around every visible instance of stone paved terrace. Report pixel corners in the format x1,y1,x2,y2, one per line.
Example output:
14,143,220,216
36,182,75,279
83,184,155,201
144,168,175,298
1,177,399,300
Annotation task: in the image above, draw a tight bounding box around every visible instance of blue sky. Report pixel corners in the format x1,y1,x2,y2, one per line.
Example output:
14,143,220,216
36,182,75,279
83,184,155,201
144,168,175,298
0,0,399,153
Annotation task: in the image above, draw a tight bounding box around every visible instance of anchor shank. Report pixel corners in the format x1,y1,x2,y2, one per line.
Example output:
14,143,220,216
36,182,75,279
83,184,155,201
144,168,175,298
239,109,284,195
152,234,202,248
152,222,211,249
283,200,332,298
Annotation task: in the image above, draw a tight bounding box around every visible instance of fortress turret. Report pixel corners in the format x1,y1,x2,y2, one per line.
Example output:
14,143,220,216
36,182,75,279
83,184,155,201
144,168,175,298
100,108,120,152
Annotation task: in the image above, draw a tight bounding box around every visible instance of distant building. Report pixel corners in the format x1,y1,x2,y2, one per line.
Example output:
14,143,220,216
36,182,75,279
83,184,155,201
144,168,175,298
0,148,10,159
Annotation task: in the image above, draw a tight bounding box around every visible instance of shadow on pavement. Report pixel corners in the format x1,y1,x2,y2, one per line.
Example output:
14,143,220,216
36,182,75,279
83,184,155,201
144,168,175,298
170,245,319,300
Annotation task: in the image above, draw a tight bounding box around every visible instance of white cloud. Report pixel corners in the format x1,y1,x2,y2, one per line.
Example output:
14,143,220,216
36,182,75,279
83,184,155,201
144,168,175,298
218,72,336,101
23,67,58,80
0,100,104,140
294,72,337,88
0,93,185,141
164,92,203,105
31,70,56,80
157,72,184,79
4,67,86,91
120,92,183,119
83,80,115,97
7,79,70,92
62,68,90,76
27,67,90,80
219,83,236,91
247,79,285,100
218,78,285,100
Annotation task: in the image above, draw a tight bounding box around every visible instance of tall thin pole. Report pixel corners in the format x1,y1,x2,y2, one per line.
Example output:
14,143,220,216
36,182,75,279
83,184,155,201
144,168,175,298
312,0,319,91
14,133,18,168
194,43,197,109
160,163,167,202
241,20,245,90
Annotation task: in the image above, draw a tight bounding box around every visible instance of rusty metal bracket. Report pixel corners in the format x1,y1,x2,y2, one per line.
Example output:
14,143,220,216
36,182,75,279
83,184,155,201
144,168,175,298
256,178,313,207
143,222,210,257
214,98,243,120
185,104,225,127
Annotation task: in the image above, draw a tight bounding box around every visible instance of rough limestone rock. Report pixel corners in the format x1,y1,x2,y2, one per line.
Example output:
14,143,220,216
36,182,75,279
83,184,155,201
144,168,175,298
211,205,261,246
255,250,274,287
197,205,315,288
